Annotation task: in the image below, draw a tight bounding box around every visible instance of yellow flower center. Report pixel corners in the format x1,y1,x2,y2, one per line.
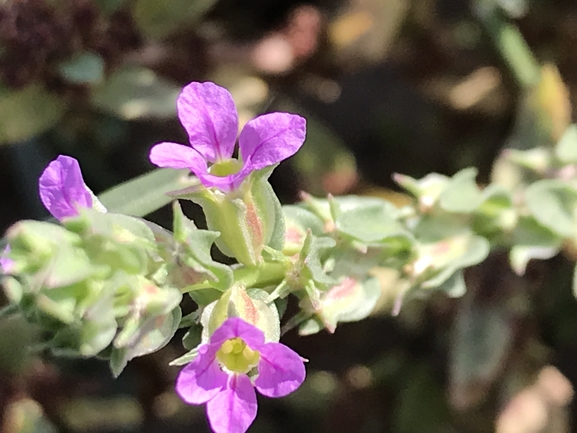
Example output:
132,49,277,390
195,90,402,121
216,337,260,373
209,159,243,177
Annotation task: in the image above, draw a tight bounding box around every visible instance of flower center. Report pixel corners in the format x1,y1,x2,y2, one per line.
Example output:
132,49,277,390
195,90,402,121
216,337,260,373
209,159,243,177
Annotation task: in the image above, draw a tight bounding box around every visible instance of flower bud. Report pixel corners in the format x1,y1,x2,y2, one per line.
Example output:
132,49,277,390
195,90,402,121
202,284,280,343
177,167,285,266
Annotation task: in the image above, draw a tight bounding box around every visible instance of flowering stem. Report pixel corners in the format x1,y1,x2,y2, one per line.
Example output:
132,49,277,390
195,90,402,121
180,262,287,293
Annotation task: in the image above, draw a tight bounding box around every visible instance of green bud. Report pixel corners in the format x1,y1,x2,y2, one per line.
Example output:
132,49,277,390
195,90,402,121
173,167,285,266
203,284,280,342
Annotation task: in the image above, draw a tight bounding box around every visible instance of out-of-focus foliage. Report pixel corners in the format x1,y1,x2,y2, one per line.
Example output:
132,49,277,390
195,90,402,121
3,1,577,433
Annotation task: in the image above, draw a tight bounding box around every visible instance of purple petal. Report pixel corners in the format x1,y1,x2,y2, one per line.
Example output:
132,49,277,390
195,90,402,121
196,172,243,193
210,317,265,351
38,155,93,221
178,82,239,163
176,344,228,405
254,342,305,398
206,374,257,433
238,113,306,172
1,245,13,274
149,142,208,174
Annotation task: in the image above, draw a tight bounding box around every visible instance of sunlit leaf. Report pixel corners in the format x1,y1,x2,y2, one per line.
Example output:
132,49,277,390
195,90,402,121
98,168,194,217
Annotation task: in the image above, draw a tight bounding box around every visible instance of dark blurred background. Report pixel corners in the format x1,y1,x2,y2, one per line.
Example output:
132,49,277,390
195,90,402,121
1,0,577,432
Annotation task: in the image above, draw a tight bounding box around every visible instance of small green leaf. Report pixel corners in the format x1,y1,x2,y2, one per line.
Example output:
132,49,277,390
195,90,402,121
98,168,193,217
556,124,577,164
525,179,577,237
435,271,466,298
111,307,181,377
319,276,381,332
336,200,401,244
439,168,483,213
58,52,104,84
507,148,551,173
170,202,233,291
169,347,199,366
394,172,449,206
510,216,561,275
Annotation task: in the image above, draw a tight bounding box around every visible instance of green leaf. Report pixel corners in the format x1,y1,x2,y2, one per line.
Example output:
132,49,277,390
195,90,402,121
525,179,577,237
91,66,181,119
335,200,401,244
507,148,551,173
58,52,104,84
133,0,217,39
435,270,466,298
171,202,233,291
318,276,381,333
394,172,449,205
298,316,324,336
169,347,199,366
98,168,193,217
418,232,490,289
439,168,483,213
510,216,561,275
556,124,577,164
111,307,182,377
0,85,65,144
295,232,337,289
283,205,325,235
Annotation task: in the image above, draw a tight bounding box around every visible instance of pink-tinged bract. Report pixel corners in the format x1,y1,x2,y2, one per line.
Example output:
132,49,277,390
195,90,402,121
175,317,306,433
38,155,93,220
149,81,307,192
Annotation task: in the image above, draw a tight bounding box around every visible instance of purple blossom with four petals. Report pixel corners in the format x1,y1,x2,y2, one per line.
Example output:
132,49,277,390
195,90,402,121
176,317,306,433
1,155,100,273
149,81,307,192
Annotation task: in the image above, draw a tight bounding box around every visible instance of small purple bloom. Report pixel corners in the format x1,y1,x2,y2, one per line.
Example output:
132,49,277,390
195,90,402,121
176,317,306,433
149,81,307,192
38,155,94,220
2,155,99,274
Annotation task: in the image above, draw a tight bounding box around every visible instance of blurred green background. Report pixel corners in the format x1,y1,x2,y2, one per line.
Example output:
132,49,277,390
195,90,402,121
2,0,577,432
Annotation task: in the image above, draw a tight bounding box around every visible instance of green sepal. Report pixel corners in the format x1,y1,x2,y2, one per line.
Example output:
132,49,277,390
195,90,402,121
289,231,337,291
173,167,284,266
110,307,181,377
282,205,325,255
308,276,382,334
202,285,280,343
167,202,233,291
439,168,483,213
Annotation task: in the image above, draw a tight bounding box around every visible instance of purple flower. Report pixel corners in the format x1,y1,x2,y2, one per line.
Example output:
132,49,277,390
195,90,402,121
176,317,306,433
149,81,307,192
2,155,100,274
38,155,95,221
